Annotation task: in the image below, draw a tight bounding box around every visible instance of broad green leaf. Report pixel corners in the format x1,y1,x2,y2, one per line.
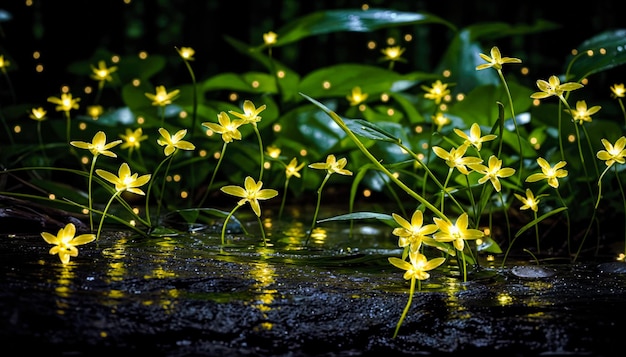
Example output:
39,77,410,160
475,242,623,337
201,72,278,94
317,211,394,224
266,9,456,47
566,29,626,81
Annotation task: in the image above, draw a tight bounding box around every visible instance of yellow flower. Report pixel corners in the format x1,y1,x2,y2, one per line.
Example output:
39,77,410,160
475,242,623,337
228,100,267,127
391,210,438,252
70,131,122,158
514,188,543,212
432,112,451,131
202,112,243,143
388,251,446,281
422,80,450,105
263,31,278,46
47,93,80,113
468,155,516,192
29,107,47,121
157,128,196,156
285,157,305,179
476,46,521,71
119,128,148,153
453,123,497,151
96,162,151,195
308,154,353,176
86,105,104,119
266,145,281,159
610,83,625,99
597,136,626,167
346,86,368,106
176,47,195,61
145,85,180,106
530,75,583,100
90,60,117,83
380,46,406,62
433,212,484,251
0,55,10,70
41,223,96,264
565,100,601,125
221,176,278,217
525,157,568,188
432,143,483,175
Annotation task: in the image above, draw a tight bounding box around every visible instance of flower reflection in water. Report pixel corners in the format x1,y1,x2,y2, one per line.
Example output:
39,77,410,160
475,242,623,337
51,264,75,315
249,247,277,331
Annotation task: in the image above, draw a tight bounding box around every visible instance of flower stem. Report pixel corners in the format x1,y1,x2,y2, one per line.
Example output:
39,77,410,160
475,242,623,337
254,126,265,181
393,276,416,338
97,191,121,241
221,205,241,245
306,173,330,245
199,142,227,207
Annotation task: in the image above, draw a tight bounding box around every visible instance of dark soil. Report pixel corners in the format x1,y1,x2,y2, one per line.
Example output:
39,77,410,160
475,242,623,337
2,219,626,357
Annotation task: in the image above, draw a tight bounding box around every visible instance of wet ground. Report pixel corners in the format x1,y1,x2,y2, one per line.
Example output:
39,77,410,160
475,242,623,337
2,211,626,357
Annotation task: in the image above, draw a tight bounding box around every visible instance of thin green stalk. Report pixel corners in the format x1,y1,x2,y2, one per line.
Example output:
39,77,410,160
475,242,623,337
496,70,523,181
618,98,626,126
554,188,571,256
155,152,175,224
87,156,98,231
278,177,290,221
306,173,330,245
221,205,241,245
253,126,265,181
97,191,121,240
393,276,416,338
145,154,174,226
199,142,228,207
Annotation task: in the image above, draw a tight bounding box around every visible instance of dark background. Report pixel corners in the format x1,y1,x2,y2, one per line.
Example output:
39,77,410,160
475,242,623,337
0,0,624,105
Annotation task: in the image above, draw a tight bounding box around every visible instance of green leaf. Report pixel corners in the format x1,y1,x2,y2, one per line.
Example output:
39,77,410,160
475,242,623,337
567,29,626,81
515,206,568,238
267,9,456,47
344,118,401,143
317,211,394,224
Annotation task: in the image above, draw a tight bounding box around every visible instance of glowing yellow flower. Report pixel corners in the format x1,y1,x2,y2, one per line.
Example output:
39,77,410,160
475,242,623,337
514,188,543,212
70,131,122,158
422,80,450,105
346,86,368,106
453,123,497,151
86,105,104,119
29,107,47,121
285,157,305,179
525,157,568,188
391,210,438,252
266,145,281,159
597,136,626,167
308,154,353,176
157,128,195,156
119,128,148,153
388,250,446,281
90,60,117,83
380,46,406,62
432,112,451,131
610,83,625,99
41,223,96,264
432,143,483,175
468,155,515,192
565,100,601,125
47,93,80,113
263,31,278,46
0,55,9,70
176,47,195,61
145,85,180,106
96,162,151,195
433,212,484,251
202,112,243,143
530,75,583,100
221,176,278,217
228,100,266,127
476,46,522,71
